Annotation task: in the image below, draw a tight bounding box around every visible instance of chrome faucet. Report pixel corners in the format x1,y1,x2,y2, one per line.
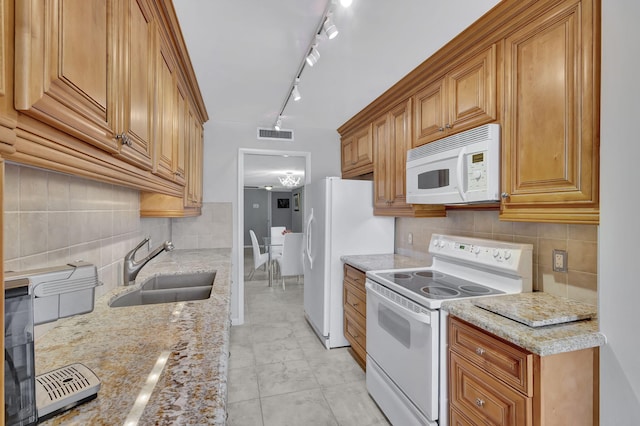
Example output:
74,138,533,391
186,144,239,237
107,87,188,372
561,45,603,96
123,237,174,285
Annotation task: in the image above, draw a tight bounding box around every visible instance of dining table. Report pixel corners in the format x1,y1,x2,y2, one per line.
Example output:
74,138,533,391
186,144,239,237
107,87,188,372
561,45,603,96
262,236,282,287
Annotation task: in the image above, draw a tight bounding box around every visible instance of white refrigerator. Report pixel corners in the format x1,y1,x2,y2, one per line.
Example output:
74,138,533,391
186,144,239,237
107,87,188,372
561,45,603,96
303,177,395,348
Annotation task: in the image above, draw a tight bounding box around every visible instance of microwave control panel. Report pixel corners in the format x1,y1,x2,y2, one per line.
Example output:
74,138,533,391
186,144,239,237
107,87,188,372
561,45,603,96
466,151,488,190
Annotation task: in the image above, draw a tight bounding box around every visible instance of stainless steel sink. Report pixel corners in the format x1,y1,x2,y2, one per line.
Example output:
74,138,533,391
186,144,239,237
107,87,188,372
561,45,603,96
109,272,215,308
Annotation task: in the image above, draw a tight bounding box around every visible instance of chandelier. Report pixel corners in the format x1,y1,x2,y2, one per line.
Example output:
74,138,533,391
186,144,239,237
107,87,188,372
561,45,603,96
278,173,301,188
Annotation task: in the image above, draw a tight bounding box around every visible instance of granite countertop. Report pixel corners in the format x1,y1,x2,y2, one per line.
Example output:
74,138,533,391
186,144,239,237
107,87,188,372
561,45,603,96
341,253,429,272
442,293,606,356
35,248,231,425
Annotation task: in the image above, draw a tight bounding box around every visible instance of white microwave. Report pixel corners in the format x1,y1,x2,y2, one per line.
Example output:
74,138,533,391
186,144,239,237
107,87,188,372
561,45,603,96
406,123,500,205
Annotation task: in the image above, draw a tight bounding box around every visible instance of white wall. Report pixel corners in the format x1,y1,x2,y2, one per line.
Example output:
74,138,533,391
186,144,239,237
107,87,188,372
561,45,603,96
202,121,341,202
201,121,341,322
600,2,640,423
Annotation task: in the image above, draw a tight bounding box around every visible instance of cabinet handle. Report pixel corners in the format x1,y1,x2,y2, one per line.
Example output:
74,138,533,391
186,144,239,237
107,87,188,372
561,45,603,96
438,127,444,132
475,347,485,356
501,192,510,199
475,398,485,408
445,123,452,129
116,133,132,147
352,302,359,307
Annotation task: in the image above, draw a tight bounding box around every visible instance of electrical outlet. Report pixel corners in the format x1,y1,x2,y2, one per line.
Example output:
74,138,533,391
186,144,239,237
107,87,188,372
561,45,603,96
408,233,413,245
552,249,568,272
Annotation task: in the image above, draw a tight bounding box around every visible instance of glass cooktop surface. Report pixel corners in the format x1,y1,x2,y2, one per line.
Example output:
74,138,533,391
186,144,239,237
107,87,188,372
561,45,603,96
373,270,504,300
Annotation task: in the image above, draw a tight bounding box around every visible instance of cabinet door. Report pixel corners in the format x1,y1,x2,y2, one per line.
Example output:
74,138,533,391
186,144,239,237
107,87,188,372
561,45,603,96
114,0,155,169
388,99,412,207
15,0,118,152
174,84,188,186
501,0,599,224
341,125,373,178
372,113,391,210
341,136,356,172
447,44,497,134
154,35,177,181
414,78,446,146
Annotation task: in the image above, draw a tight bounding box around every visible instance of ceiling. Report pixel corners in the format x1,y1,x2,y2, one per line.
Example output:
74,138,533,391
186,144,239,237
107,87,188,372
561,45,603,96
172,0,500,187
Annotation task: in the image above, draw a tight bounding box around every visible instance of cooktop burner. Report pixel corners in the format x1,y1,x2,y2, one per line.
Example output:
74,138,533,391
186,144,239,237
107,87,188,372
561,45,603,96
420,286,460,298
373,269,504,301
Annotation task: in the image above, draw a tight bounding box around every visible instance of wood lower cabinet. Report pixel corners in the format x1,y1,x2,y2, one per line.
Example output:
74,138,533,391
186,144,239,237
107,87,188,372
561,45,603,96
414,44,498,147
449,316,598,426
343,264,367,370
341,124,373,178
500,0,599,224
373,99,445,217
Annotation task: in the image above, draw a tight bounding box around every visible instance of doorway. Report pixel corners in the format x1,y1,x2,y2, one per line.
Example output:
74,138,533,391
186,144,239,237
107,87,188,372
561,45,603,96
236,148,311,325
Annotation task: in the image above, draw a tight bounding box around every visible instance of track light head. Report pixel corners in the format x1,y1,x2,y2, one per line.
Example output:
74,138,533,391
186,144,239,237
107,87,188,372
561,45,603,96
306,45,320,67
274,117,282,131
292,82,301,102
323,16,339,40
340,0,353,7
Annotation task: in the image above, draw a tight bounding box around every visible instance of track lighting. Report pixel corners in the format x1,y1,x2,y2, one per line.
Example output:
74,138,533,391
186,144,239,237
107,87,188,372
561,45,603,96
274,3,351,131
306,45,320,67
323,15,338,40
292,80,301,102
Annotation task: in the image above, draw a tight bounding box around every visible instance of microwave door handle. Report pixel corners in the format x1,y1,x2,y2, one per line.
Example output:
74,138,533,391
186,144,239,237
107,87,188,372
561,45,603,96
456,147,468,202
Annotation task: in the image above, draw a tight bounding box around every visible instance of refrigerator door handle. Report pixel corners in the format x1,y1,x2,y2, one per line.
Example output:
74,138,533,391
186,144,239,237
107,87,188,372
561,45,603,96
305,208,314,269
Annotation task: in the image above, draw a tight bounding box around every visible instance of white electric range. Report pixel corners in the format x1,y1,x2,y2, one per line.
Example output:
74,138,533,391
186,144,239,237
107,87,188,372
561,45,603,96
365,234,533,426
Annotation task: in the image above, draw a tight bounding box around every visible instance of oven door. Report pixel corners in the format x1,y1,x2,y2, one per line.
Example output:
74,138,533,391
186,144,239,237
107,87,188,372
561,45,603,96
365,279,439,423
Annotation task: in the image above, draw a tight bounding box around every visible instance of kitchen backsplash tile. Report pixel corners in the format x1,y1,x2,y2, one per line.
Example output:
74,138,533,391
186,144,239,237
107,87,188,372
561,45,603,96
4,166,234,303
396,210,598,305
4,164,150,300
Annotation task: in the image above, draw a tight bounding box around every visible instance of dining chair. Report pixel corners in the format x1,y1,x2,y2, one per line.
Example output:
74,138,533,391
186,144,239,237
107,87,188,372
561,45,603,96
270,226,286,256
275,233,304,290
248,230,269,280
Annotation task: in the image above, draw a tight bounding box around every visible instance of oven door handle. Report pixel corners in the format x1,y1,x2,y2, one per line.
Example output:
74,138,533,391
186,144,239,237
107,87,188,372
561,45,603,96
366,281,433,325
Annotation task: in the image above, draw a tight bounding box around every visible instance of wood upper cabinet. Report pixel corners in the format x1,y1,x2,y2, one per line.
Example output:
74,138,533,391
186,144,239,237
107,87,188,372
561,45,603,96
113,0,155,170
154,34,179,182
373,99,445,217
500,0,599,224
185,107,203,208
174,83,188,186
414,44,498,147
341,124,373,178
14,0,119,152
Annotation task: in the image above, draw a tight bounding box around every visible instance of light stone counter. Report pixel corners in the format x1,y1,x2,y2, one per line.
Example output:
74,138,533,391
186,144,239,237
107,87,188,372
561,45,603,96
340,253,429,272
442,294,606,356
34,248,231,425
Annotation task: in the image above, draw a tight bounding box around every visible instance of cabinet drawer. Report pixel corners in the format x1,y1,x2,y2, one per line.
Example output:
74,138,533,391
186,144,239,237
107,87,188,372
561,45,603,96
344,309,366,354
344,265,366,290
450,351,532,426
450,406,486,426
449,317,533,396
344,280,366,318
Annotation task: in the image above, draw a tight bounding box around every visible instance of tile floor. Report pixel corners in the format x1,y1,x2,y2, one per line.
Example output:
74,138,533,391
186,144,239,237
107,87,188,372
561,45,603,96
226,252,390,425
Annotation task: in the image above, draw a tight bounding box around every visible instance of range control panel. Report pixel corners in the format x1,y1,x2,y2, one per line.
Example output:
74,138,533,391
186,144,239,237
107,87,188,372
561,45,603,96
430,234,532,274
